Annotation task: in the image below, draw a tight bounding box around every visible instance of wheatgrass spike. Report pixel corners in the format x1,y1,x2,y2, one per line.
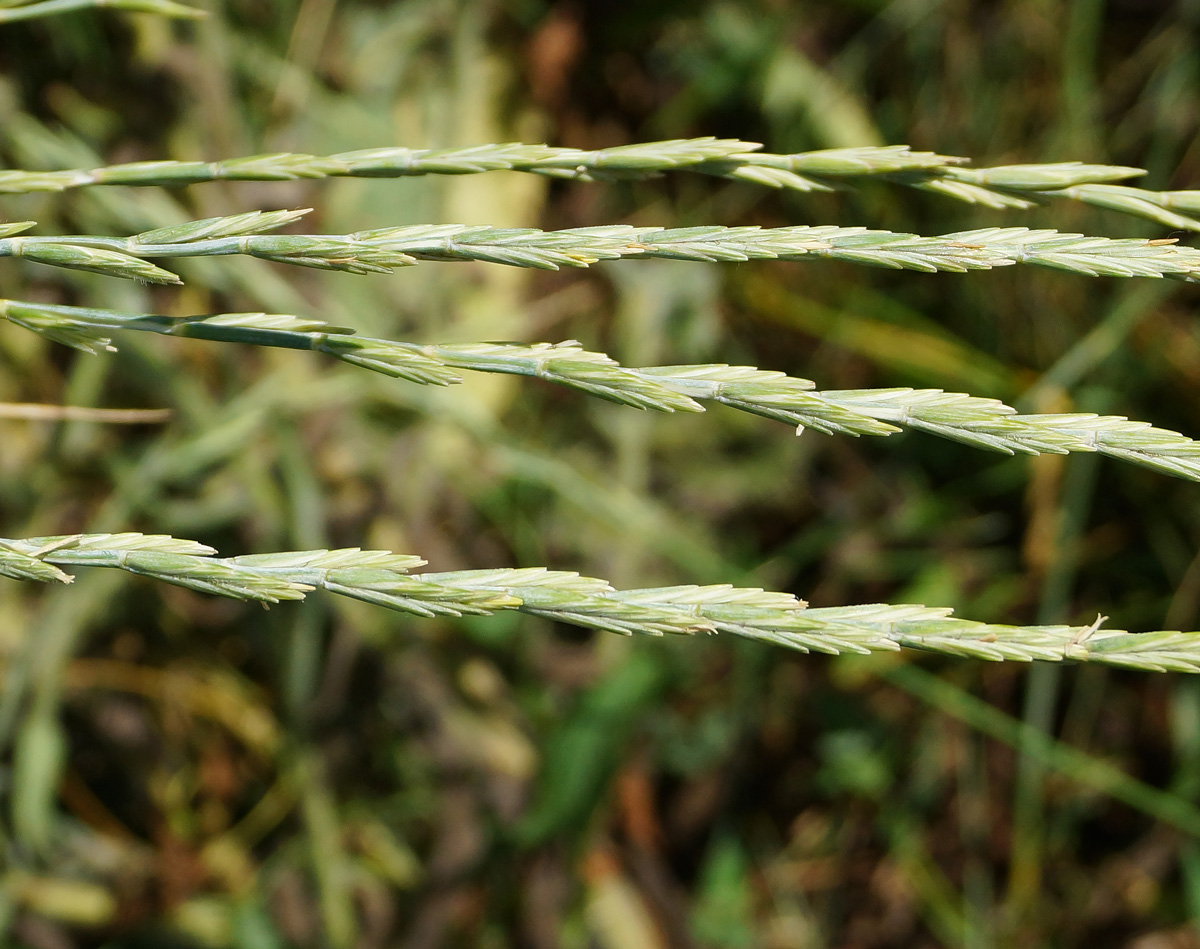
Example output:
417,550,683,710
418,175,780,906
6,298,1200,482
3,220,1199,284
7,532,1200,672
1,138,1196,229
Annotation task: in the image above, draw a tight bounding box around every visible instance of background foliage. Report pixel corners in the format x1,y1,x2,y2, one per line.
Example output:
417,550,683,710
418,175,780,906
3,1,1200,946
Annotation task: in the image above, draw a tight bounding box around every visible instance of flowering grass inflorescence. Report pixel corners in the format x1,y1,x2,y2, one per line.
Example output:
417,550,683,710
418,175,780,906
1,138,1198,230
2,212,1199,284
5,532,1200,672
5,297,1200,482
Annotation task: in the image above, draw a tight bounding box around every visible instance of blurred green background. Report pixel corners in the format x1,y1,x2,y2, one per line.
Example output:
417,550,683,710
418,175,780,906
2,0,1200,946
